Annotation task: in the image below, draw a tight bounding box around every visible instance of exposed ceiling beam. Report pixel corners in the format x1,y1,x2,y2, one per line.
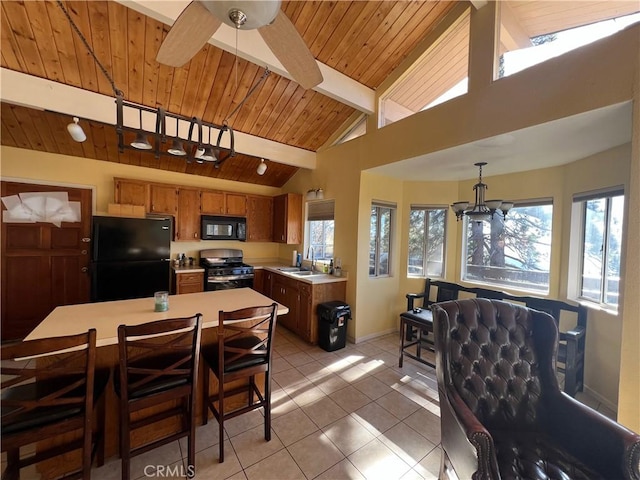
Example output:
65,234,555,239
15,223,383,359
117,0,375,114
0,68,316,169
499,2,533,53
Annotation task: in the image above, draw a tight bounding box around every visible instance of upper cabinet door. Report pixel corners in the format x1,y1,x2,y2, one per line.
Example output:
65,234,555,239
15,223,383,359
201,191,225,215
176,188,201,241
246,195,273,242
114,178,148,208
225,193,247,216
273,193,302,244
150,185,178,214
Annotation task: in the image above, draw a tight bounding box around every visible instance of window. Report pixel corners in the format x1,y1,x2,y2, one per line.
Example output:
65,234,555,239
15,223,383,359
462,200,553,292
497,8,640,80
306,200,334,261
575,190,624,308
334,114,367,146
370,202,395,277
408,206,447,277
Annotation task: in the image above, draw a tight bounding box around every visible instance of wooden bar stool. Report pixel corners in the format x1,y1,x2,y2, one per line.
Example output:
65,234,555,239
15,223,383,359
201,304,278,463
1,329,108,480
116,314,202,480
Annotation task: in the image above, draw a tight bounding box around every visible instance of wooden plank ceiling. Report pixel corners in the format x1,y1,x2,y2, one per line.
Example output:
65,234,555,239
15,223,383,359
0,0,457,187
4,1,632,187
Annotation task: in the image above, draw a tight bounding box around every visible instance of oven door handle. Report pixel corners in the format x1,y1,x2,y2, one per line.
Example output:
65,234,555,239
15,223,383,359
208,274,254,282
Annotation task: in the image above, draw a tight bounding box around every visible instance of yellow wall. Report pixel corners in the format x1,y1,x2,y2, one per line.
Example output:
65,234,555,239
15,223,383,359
0,147,284,261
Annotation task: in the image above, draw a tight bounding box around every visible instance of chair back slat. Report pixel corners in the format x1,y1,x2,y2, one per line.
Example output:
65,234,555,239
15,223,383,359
118,315,202,401
217,304,278,373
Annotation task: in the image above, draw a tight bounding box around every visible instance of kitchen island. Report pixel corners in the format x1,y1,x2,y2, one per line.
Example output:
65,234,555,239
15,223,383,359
25,289,287,475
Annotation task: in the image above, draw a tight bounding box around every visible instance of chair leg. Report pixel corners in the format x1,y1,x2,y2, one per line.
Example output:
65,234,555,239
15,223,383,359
4,449,20,480
120,410,131,480
399,319,405,368
97,392,106,467
218,380,225,463
249,375,255,406
187,394,196,479
264,371,271,442
83,412,93,479
202,367,209,426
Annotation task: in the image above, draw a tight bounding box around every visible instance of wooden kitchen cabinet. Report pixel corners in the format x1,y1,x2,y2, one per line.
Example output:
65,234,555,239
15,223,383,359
246,195,273,242
271,274,300,334
270,271,347,344
114,178,148,208
201,191,247,216
175,188,201,241
253,269,273,296
273,193,302,244
173,271,204,294
149,184,178,215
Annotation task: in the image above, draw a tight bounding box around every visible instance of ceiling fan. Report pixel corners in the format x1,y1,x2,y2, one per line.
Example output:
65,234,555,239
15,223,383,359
156,0,323,90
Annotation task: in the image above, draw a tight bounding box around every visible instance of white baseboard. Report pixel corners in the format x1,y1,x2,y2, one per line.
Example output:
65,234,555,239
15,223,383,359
583,384,618,413
351,328,397,344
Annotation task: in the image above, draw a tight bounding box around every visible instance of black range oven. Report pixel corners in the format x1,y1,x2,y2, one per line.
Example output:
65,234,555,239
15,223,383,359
199,248,254,291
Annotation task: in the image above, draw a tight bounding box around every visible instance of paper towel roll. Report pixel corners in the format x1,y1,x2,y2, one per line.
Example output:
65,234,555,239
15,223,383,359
292,250,298,267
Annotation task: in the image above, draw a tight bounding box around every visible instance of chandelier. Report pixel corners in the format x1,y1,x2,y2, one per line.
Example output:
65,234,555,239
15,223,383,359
451,162,513,222
116,95,235,167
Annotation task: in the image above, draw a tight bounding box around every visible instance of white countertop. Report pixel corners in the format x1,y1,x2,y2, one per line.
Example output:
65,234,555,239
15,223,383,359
25,288,288,348
172,265,205,273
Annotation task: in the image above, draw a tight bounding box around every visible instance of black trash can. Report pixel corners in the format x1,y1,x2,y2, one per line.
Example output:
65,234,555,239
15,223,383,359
317,301,351,352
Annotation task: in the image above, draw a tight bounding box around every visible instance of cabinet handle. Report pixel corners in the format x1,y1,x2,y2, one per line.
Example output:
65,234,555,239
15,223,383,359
81,267,88,273
194,232,198,238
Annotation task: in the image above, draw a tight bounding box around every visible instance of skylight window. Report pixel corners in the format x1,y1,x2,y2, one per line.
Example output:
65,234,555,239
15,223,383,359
498,12,640,79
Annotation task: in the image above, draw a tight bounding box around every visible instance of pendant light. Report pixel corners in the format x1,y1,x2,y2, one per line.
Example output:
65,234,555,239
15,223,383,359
198,127,217,162
256,158,267,175
167,117,186,156
130,109,152,150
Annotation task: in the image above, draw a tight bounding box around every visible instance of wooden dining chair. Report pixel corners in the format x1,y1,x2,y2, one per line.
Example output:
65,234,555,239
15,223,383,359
201,304,278,463
1,329,107,480
116,314,202,480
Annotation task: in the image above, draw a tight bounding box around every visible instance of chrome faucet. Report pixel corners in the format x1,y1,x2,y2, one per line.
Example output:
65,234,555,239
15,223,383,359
307,246,315,271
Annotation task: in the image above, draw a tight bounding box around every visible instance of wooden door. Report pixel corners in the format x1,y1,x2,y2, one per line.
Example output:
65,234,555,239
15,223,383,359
201,191,225,214
247,195,273,242
149,184,178,214
176,188,201,241
1,181,92,340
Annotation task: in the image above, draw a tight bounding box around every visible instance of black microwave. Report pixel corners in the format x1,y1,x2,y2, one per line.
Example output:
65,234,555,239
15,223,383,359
201,215,246,241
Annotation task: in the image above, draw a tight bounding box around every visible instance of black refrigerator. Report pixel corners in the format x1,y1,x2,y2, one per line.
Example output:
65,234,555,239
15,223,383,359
90,216,172,302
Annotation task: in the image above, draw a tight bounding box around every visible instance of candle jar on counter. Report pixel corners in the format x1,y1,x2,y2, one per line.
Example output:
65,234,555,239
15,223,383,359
154,291,169,312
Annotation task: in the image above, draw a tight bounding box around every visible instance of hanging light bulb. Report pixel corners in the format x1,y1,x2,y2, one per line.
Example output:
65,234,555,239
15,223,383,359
66,117,86,142
130,110,152,150
257,158,267,175
167,117,186,156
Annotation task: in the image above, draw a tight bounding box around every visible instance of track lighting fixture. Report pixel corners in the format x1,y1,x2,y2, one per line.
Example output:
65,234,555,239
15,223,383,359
257,159,267,175
66,117,86,142
130,110,152,150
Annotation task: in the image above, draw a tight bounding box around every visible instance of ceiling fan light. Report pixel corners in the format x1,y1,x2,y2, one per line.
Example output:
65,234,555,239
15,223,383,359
67,117,86,142
206,0,281,30
167,139,186,156
131,132,152,150
256,159,267,175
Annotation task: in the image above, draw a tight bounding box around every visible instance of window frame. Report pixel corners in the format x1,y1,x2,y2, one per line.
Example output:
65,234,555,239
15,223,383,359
574,188,624,310
407,205,448,278
461,199,554,293
304,199,335,263
369,201,395,278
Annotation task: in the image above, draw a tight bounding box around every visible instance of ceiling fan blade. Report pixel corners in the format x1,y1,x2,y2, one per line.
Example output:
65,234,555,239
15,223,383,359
156,1,222,67
258,11,323,90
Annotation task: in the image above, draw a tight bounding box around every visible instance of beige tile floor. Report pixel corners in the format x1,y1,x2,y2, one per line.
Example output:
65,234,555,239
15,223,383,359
5,327,615,480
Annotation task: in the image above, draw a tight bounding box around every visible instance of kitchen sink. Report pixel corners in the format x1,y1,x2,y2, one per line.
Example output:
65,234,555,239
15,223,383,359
278,267,301,272
291,270,322,277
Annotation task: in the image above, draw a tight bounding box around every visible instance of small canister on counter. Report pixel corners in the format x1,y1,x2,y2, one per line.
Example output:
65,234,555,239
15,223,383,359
154,291,169,312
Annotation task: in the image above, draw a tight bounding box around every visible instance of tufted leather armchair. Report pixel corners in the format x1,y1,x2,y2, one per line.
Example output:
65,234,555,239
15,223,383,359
432,298,640,480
